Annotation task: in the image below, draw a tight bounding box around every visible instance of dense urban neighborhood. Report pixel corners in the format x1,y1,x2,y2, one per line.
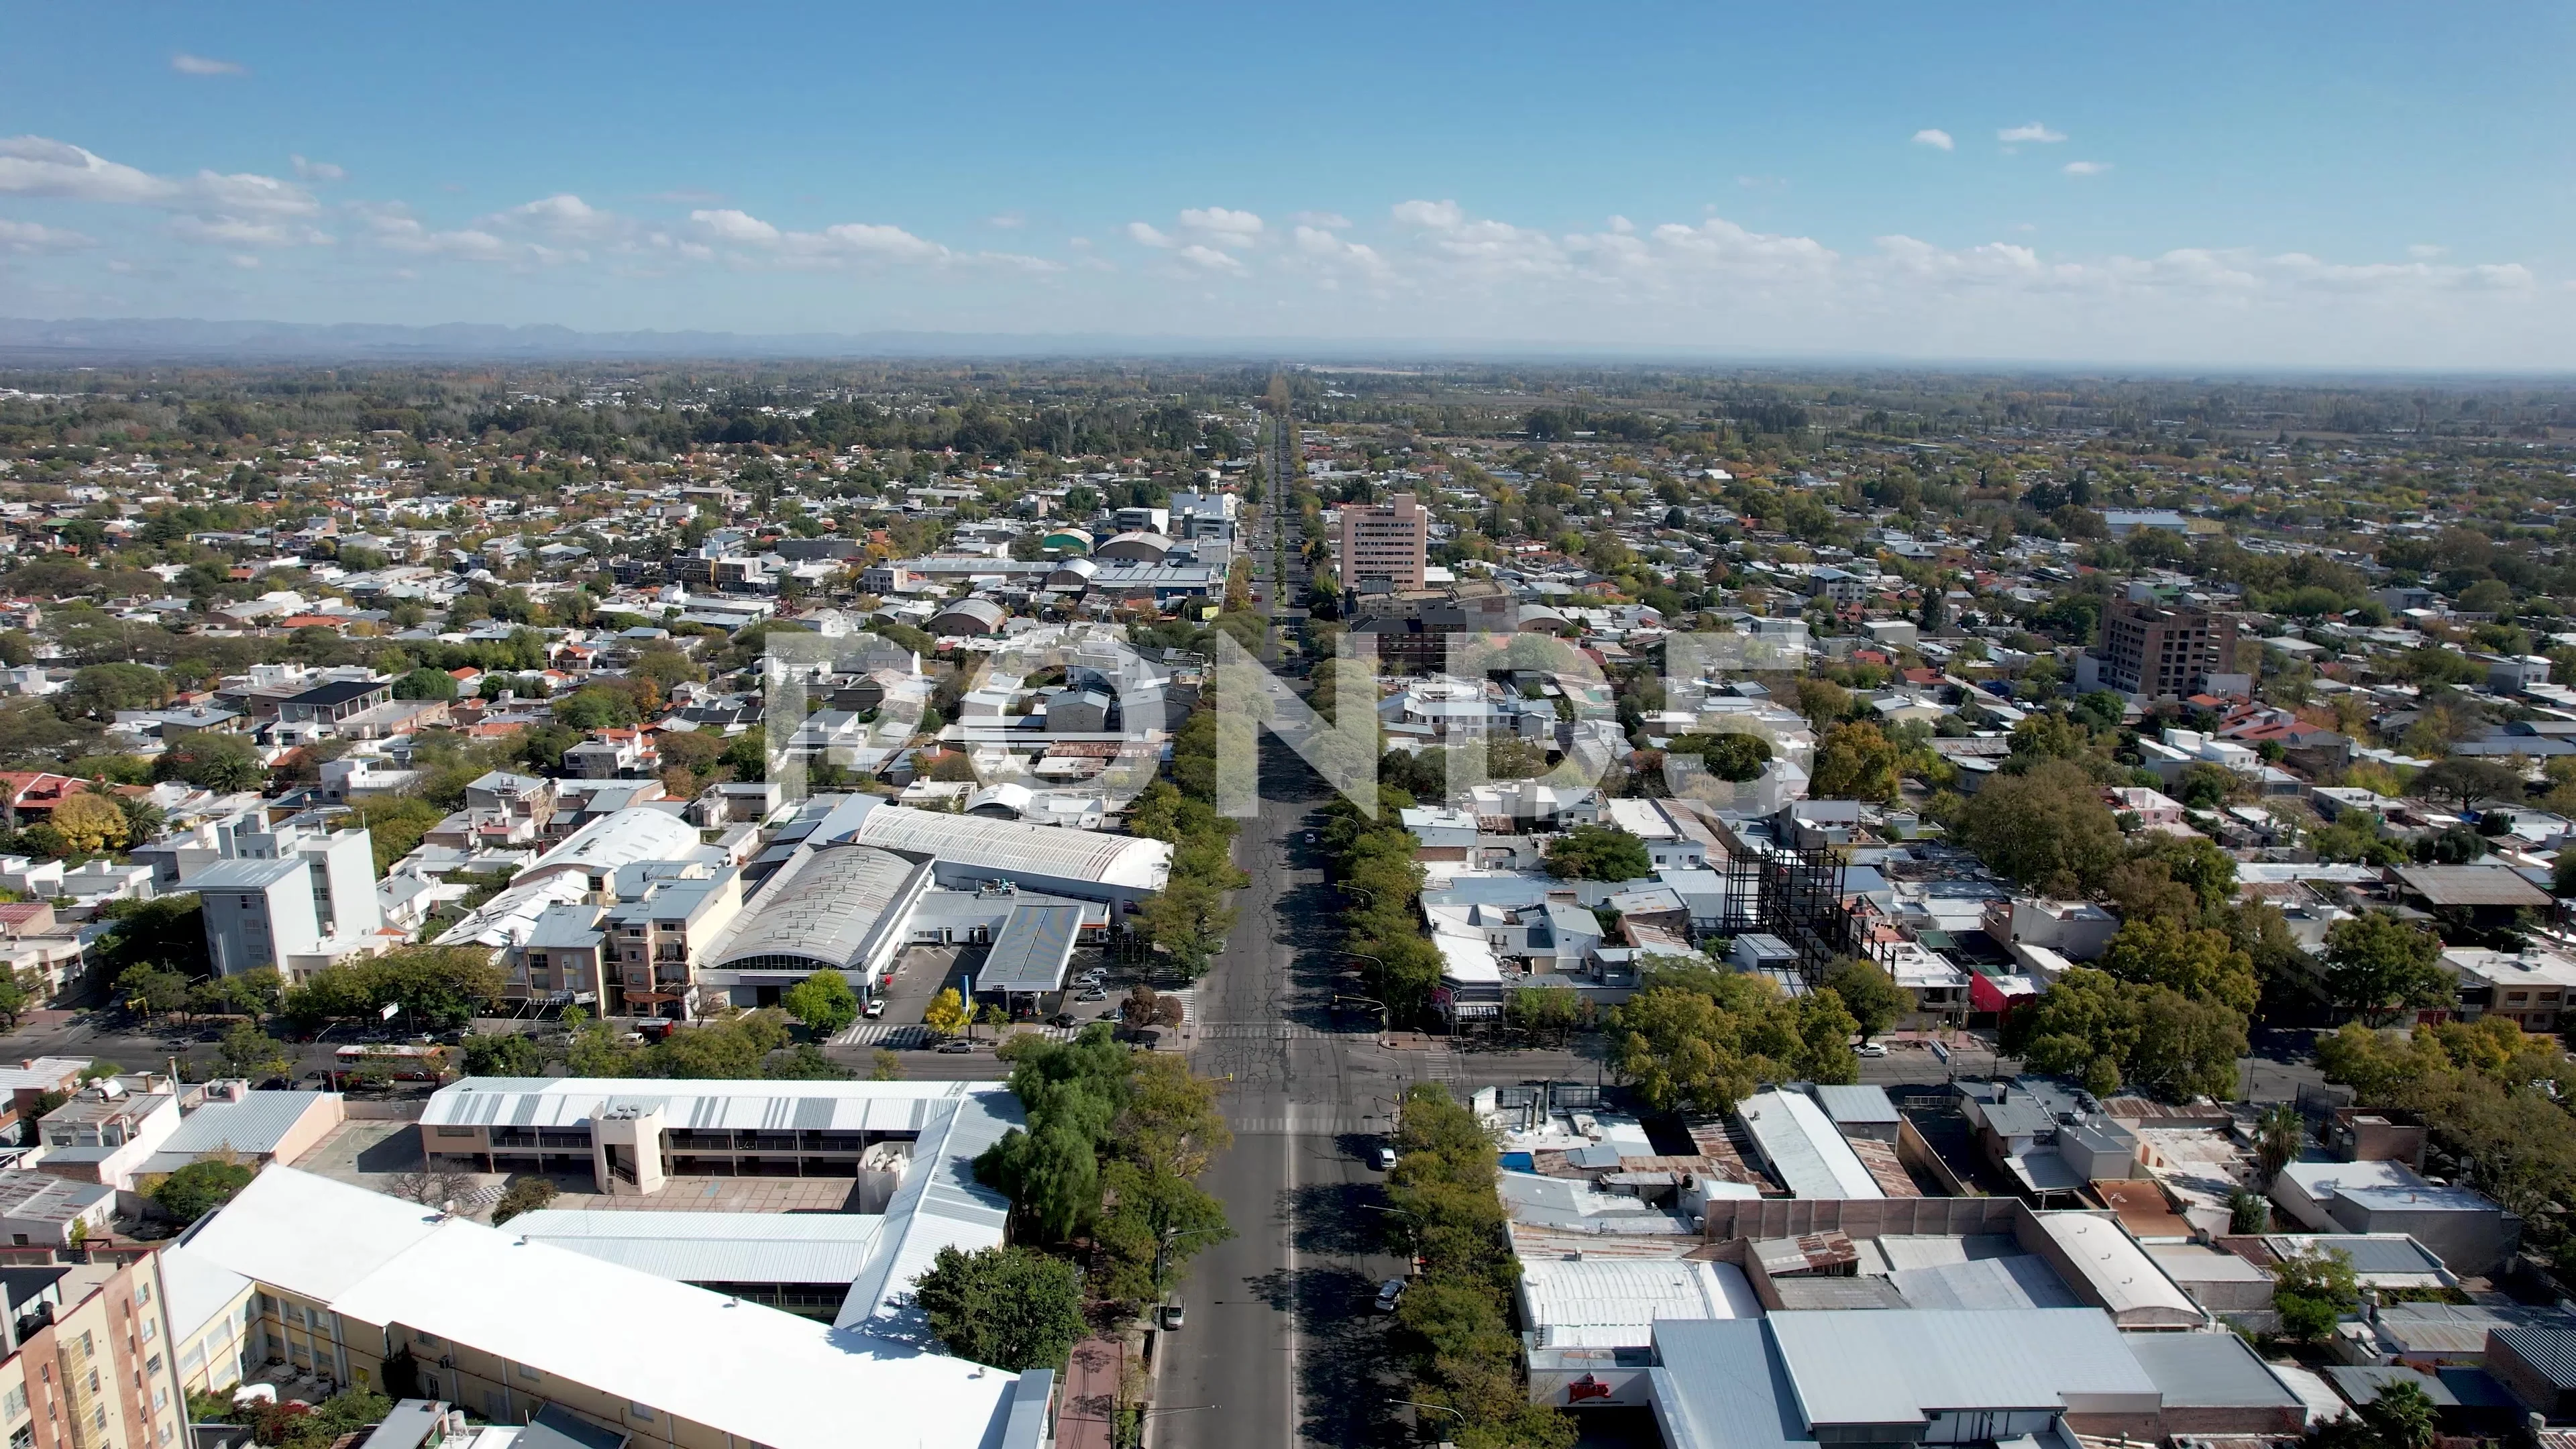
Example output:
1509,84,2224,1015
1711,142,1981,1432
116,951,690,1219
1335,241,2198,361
1,363,2575,1449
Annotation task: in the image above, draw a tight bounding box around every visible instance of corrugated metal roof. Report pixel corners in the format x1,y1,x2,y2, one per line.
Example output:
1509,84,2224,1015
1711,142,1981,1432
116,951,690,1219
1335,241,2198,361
2396,865,2552,908
1738,1090,1884,1200
975,904,1083,992
1650,1321,1808,1449
2027,1212,2200,1323
833,800,1171,892
1516,1258,1754,1340
158,1091,339,1156
2494,1324,2576,1390
1767,1308,2160,1426
705,843,922,971
1809,1083,1900,1125
506,1210,885,1286
2256,1234,2445,1279
835,1080,1020,1332
1888,1254,2080,1311
427,1078,961,1134
2124,1332,2302,1408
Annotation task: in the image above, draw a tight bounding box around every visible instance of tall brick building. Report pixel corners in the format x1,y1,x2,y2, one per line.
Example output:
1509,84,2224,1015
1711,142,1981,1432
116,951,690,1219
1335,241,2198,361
1338,493,1428,591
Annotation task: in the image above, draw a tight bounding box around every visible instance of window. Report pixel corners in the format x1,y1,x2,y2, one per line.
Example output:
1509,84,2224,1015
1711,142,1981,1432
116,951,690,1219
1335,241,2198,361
3,1385,25,1419
145,1356,160,1377
434,1127,476,1138
139,1319,154,1343
628,1404,655,1423
515,1365,538,1382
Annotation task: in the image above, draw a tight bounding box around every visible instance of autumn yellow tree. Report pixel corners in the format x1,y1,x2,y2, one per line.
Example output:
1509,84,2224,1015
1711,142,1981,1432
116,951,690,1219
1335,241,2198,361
50,792,129,855
924,987,971,1037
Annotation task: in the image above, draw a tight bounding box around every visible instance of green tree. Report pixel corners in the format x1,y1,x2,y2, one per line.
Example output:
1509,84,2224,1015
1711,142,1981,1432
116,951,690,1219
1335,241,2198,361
1544,824,1652,881
0,971,30,1028
393,667,459,701
2323,910,2451,1026
153,733,265,793
1821,959,1911,1041
489,1177,558,1226
2412,756,2524,812
1953,759,2124,896
910,1244,1087,1372
60,663,168,720
2255,1102,2306,1186
1810,721,1900,802
121,966,191,1018
214,1022,289,1079
780,969,861,1036
460,1032,544,1077
2270,1246,2359,1341
2002,969,2247,1100
152,1160,256,1220
1138,875,1236,977
2097,917,2261,1016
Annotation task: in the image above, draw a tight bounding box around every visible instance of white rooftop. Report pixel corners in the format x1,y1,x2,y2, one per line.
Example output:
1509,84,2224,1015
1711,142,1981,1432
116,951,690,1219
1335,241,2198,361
166,1167,1023,1449
1738,1089,1884,1200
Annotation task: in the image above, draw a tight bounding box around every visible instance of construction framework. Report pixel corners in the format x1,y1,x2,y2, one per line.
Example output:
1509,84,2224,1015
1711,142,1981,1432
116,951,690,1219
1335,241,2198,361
1709,816,1864,981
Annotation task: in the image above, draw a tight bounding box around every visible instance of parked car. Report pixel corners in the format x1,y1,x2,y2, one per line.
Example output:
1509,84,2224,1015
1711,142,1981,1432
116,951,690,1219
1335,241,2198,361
1077,988,1108,1002
1373,1144,1398,1171
1303,832,1318,845
1050,1012,1077,1028
1856,1041,1888,1058
1159,1303,1185,1331
862,998,886,1020
1374,1279,1405,1313
935,1039,975,1054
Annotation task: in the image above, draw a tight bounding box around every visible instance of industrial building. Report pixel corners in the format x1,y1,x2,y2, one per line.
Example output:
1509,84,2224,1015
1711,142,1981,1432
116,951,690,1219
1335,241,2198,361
155,1165,1047,1449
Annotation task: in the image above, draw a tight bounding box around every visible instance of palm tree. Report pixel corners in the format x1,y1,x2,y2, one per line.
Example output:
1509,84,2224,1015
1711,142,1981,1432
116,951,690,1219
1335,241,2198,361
2256,1103,2306,1187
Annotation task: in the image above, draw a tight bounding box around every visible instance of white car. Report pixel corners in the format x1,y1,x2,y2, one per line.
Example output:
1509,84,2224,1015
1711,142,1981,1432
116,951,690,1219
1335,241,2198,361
1856,1041,1888,1058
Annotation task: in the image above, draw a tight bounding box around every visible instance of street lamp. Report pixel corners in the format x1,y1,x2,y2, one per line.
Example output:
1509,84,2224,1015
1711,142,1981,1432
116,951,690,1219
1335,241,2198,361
1153,1226,1225,1299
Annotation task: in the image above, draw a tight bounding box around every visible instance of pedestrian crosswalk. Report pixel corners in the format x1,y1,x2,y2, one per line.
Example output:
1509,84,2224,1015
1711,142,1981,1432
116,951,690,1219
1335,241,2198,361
1195,1021,1342,1041
1225,1104,1381,1136
832,1023,931,1049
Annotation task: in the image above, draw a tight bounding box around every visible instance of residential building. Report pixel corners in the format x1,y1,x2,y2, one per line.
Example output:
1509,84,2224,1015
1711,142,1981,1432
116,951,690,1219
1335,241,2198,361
2084,594,2241,700
0,1256,188,1449
1338,492,1428,590
598,869,744,1020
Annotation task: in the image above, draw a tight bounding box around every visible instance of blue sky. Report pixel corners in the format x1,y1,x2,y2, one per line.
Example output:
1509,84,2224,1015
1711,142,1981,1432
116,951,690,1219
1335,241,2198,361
3,0,2574,366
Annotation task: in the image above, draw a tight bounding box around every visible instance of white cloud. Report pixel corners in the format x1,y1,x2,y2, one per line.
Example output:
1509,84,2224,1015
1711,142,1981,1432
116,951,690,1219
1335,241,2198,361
2409,244,2447,260
491,193,621,242
352,203,513,262
1292,211,1351,229
1291,224,1392,281
1998,122,2068,144
168,214,329,247
2061,160,2111,176
1177,207,1264,248
225,254,260,268
690,208,780,245
1607,215,1634,234
1391,198,1464,230
0,219,92,253
290,155,345,182
171,53,246,76
678,206,1055,272
1173,244,1246,274
1912,128,1955,151
985,211,1026,229
1126,221,1174,248
0,136,317,216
